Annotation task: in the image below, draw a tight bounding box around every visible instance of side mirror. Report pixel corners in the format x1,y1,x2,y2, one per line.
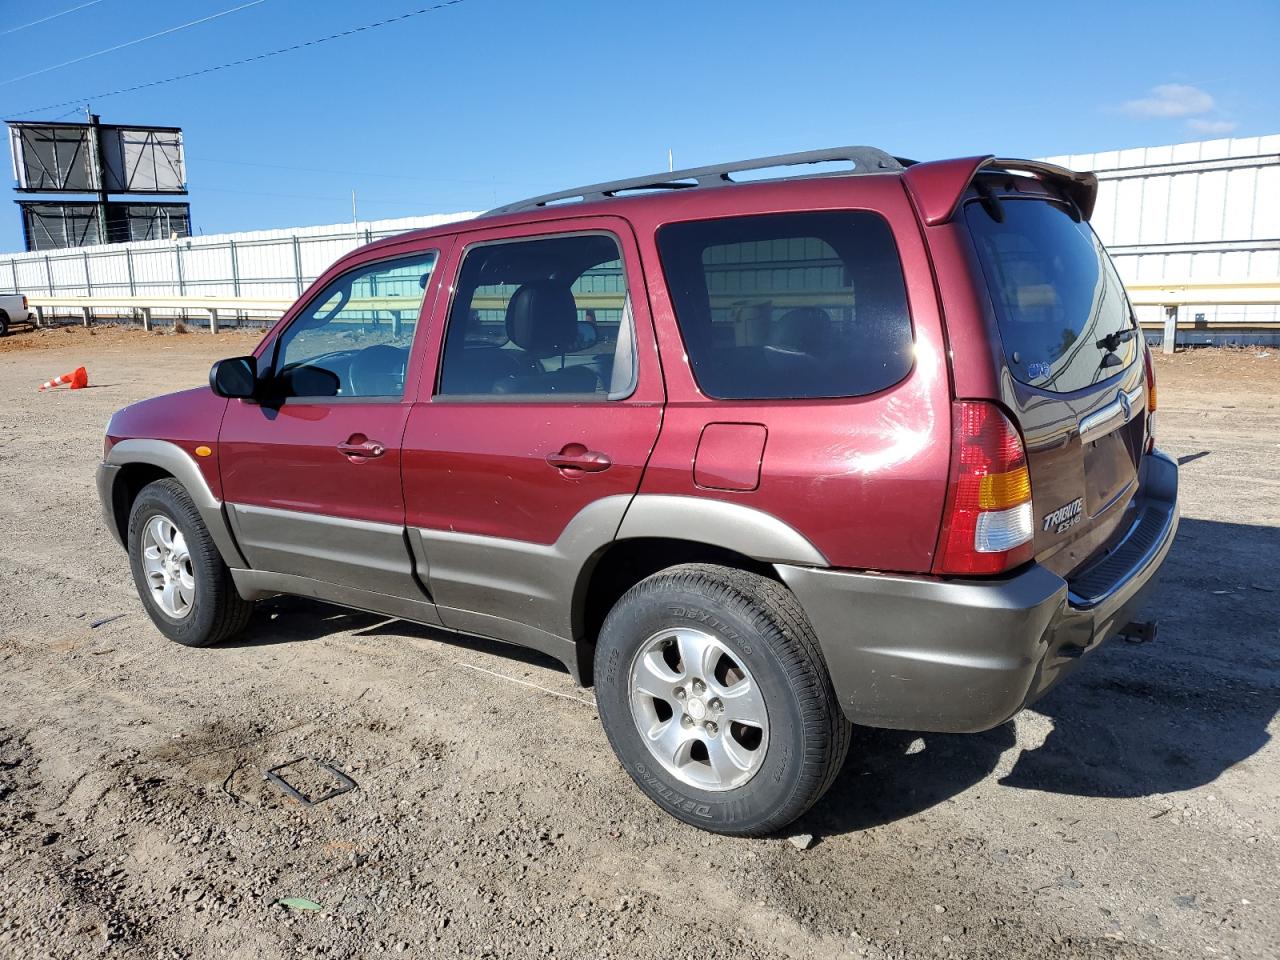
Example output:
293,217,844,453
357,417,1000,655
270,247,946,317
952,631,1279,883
283,364,341,398
210,356,258,399
576,320,599,350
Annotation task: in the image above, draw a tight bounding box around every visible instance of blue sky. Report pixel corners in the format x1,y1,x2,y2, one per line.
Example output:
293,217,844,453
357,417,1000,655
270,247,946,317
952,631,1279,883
1,0,1277,251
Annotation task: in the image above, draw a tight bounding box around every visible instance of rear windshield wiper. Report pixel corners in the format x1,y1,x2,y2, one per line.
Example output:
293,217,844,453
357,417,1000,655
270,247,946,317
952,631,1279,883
1096,327,1136,353
1097,327,1136,368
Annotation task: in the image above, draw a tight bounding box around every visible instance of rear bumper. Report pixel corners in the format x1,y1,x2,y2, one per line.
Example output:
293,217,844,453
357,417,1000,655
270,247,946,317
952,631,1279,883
778,450,1179,732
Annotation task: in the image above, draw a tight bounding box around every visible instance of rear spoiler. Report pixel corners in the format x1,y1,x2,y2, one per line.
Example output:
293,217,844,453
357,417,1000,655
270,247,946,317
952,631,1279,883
902,155,1098,226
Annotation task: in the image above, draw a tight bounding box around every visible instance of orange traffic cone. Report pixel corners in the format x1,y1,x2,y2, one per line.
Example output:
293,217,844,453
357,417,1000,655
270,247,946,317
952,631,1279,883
39,366,89,391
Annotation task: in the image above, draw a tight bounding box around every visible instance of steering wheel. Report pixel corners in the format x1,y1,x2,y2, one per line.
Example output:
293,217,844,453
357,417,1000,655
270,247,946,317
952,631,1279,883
347,344,407,397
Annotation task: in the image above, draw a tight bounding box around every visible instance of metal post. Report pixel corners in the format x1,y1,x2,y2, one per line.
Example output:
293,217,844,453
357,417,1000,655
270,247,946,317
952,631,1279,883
81,305,92,328
229,239,241,295
124,247,137,325
229,239,242,327
34,306,44,328
7,259,17,295
207,308,219,334
87,113,110,247
141,307,152,332
1162,305,1178,355
292,236,304,295
82,250,93,296
175,244,186,295
44,255,53,295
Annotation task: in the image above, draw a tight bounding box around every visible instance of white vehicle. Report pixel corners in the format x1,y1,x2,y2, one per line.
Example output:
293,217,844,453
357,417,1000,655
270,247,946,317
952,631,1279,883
0,293,36,336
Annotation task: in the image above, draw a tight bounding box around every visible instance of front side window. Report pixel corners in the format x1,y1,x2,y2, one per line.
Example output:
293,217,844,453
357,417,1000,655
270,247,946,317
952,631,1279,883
273,251,437,399
437,233,635,399
656,211,914,400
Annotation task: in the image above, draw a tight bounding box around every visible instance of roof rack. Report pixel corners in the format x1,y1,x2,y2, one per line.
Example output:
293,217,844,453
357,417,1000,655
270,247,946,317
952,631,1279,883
486,146,909,216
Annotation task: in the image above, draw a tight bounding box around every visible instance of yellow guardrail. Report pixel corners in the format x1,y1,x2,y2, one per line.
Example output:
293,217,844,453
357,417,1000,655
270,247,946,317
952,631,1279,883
1125,281,1280,308
27,294,293,332
24,292,630,332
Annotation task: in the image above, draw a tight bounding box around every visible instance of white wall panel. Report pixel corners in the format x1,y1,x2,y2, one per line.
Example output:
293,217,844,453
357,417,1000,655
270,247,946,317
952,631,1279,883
1136,175,1170,244
1111,178,1144,245
1163,174,1199,245
1191,170,1227,242
1255,166,1280,238
1,212,475,297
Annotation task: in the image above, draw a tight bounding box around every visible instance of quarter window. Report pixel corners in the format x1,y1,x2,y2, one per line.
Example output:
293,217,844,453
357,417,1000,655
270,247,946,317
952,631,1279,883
656,212,914,399
273,252,437,399
437,233,635,399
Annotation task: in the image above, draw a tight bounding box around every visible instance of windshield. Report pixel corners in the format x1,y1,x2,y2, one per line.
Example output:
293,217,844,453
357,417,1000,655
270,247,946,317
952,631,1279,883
966,197,1136,393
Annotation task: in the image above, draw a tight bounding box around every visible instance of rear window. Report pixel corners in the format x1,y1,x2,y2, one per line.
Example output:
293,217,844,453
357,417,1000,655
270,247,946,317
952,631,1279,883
966,196,1137,393
656,211,914,400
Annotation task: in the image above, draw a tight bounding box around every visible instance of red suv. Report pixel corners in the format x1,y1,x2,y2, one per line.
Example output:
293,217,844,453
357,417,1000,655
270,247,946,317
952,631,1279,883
97,148,1178,834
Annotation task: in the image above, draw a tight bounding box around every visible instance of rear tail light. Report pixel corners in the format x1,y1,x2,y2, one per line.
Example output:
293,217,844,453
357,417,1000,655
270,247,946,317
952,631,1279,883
1142,339,1157,452
22,295,28,309
933,401,1035,576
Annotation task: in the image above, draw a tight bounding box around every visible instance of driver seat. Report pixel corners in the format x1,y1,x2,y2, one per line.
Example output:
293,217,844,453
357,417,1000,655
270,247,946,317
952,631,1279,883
494,282,599,394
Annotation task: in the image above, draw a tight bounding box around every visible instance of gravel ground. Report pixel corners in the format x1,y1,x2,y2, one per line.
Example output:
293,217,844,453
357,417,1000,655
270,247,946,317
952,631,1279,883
1,325,1277,959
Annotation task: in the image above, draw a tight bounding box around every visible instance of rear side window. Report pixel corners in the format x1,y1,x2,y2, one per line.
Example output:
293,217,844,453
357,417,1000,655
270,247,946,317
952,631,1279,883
656,211,913,400
437,233,636,400
965,197,1136,393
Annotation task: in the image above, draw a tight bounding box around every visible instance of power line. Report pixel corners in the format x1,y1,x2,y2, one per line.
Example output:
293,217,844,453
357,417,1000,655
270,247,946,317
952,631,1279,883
7,1,469,117
189,155,545,189
199,182,473,208
1,0,269,88
0,0,107,37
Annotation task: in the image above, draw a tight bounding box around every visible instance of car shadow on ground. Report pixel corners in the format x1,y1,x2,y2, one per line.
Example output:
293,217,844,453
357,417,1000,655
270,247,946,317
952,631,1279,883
218,517,1277,837
227,594,569,674
805,516,1280,836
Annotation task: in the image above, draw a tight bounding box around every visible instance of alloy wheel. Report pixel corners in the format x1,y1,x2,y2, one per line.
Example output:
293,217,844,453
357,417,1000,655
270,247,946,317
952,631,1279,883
628,627,769,791
141,514,195,619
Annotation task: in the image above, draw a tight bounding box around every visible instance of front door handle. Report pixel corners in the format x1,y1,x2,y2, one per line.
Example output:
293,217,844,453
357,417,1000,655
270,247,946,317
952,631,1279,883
546,443,611,474
337,435,386,460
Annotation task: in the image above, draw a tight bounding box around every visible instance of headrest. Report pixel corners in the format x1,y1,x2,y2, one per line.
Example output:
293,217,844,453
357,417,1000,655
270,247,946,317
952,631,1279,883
506,282,579,358
767,306,831,355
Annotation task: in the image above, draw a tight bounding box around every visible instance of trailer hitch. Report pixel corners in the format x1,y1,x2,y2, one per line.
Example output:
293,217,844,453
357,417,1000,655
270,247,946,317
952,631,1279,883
1121,620,1158,644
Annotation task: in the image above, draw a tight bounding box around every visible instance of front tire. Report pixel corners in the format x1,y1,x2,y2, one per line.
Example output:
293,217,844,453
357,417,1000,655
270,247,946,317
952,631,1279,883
127,479,253,647
594,563,850,835
0,311,9,337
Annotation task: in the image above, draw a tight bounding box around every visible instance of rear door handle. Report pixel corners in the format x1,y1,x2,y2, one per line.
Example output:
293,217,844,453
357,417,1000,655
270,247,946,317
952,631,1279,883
546,443,611,474
337,435,386,460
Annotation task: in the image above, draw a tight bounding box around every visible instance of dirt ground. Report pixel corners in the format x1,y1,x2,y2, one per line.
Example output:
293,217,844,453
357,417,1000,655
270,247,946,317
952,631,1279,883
1,326,1277,960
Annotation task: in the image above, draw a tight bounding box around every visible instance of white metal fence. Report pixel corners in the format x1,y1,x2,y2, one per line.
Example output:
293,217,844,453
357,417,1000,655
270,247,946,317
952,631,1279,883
0,212,477,313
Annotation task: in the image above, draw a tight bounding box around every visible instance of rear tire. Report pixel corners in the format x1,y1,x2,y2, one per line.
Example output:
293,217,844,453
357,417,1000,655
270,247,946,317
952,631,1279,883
594,563,850,835
127,478,253,647
0,311,9,337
